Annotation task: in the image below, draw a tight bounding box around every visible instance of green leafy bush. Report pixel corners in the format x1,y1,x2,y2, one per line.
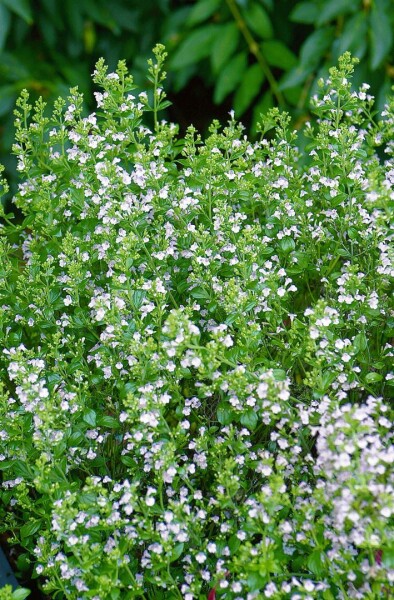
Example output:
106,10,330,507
1,0,394,198
0,585,30,600
0,0,170,193
0,48,393,599
168,0,394,125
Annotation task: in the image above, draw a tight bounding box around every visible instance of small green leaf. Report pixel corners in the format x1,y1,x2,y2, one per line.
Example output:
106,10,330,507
272,369,287,381
332,12,368,59
214,52,247,103
190,286,210,299
370,0,393,70
290,2,319,23
365,372,383,383
121,455,135,467
262,40,297,70
280,64,313,90
170,25,218,70
353,332,367,354
0,0,32,23
217,404,233,425
12,589,31,600
244,2,273,39
13,460,33,479
132,290,145,309
98,415,120,429
316,0,355,26
211,22,240,74
234,63,265,116
20,520,42,540
252,90,273,132
187,0,221,26
382,547,394,569
247,572,266,591
279,237,295,253
83,408,97,426
0,5,10,51
170,543,184,562
240,409,258,430
300,27,335,68
307,550,324,576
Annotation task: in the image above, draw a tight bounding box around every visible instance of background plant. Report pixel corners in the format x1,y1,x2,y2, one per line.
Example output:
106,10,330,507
0,48,393,598
1,0,394,199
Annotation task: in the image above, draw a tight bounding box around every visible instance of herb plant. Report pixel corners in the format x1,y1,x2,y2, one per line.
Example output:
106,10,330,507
0,47,393,599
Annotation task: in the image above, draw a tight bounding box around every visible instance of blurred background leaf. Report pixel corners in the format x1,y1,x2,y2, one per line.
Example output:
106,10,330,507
0,0,394,204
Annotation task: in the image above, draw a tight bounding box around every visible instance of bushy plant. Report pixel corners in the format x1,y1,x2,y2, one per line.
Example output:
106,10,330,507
0,47,393,599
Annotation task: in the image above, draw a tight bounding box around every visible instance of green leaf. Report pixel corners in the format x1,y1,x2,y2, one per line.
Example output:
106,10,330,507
190,286,211,299
290,2,319,23
170,543,184,562
0,0,32,23
316,0,355,26
68,430,85,446
98,415,120,429
365,372,383,383
121,455,136,467
279,237,295,253
240,409,258,430
65,0,84,39
332,12,368,59
262,40,297,70
353,332,367,354
252,90,273,132
12,589,31,600
211,22,240,74
0,84,16,117
300,27,334,68
370,0,393,70
382,546,394,569
170,24,218,70
132,290,145,309
0,4,10,51
244,2,273,39
187,0,221,26
247,572,266,591
214,52,247,103
272,369,287,381
20,520,42,539
83,409,97,426
279,64,313,90
234,63,265,116
307,550,324,576
13,460,33,479
217,404,234,425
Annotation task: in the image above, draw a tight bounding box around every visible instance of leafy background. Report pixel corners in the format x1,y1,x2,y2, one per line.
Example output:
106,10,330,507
0,0,393,197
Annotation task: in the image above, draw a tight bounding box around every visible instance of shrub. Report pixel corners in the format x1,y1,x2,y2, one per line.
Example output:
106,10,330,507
2,0,394,197
0,48,393,599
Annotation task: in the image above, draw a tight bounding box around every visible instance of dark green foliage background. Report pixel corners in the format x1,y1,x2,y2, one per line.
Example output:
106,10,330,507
0,0,393,193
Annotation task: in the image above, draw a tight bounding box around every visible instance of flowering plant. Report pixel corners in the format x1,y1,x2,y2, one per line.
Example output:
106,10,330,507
0,47,393,599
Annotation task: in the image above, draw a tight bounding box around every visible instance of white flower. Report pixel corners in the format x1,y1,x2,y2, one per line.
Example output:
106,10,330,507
195,552,206,563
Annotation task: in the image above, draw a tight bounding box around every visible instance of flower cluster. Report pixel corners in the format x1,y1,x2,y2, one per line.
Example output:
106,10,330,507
0,50,393,599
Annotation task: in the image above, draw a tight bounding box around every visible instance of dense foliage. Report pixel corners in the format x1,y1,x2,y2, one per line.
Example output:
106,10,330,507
1,0,394,193
0,49,393,598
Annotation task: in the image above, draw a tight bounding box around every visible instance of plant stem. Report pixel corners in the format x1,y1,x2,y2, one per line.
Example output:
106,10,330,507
225,0,284,106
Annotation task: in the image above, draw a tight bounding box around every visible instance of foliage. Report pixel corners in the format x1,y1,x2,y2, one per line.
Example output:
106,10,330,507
0,0,171,194
0,48,393,599
1,0,394,194
0,586,30,600
168,0,394,125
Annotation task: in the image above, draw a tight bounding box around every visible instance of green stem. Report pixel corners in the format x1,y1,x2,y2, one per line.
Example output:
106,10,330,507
225,0,284,106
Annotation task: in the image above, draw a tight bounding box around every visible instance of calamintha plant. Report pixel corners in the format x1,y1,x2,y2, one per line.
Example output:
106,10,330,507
0,47,393,599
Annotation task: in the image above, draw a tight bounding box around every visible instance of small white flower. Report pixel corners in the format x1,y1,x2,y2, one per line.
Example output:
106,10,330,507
195,552,206,563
